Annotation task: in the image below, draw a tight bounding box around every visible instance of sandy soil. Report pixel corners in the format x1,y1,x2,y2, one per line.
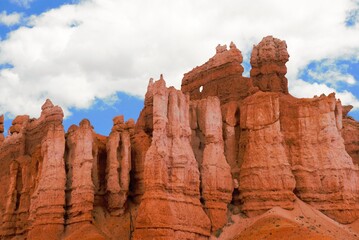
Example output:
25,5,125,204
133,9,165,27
214,198,359,240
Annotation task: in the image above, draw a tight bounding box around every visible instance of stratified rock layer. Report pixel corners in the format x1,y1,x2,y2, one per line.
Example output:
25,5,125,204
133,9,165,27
134,77,211,239
342,105,359,166
1,36,359,240
65,119,95,225
0,99,67,240
280,94,359,224
182,42,253,104
250,36,289,93
106,116,133,216
190,97,233,231
238,92,296,215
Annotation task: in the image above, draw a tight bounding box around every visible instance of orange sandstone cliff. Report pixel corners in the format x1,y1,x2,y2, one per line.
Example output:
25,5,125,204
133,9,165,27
1,36,359,240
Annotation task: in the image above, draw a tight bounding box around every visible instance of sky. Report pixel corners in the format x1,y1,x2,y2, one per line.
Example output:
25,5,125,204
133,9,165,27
0,0,358,136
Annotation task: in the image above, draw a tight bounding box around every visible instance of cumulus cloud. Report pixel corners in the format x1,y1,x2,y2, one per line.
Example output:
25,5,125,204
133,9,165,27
305,59,356,87
0,11,22,26
0,0,359,118
290,79,359,109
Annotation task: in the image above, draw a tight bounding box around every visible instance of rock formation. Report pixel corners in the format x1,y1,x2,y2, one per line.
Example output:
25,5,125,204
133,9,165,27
1,36,359,239
0,100,66,239
65,119,95,226
238,92,296,216
134,77,211,239
280,96,359,224
190,97,233,231
181,42,253,104
250,36,289,93
342,105,359,165
106,116,133,216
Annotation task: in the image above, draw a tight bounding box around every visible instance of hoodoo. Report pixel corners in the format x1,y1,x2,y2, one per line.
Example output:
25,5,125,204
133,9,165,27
1,36,359,240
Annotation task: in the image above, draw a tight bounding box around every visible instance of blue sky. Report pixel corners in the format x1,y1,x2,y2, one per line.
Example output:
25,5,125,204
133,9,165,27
0,0,359,136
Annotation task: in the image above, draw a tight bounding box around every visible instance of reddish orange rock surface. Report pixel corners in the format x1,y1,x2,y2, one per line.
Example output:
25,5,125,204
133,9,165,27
280,94,359,224
65,119,95,226
134,78,211,239
106,116,133,216
190,97,233,231
238,92,296,216
342,105,359,165
250,36,289,93
181,42,253,104
1,37,359,240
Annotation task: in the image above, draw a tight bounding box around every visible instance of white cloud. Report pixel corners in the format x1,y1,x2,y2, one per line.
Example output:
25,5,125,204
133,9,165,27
290,79,359,109
0,11,22,26
306,59,356,87
0,0,359,118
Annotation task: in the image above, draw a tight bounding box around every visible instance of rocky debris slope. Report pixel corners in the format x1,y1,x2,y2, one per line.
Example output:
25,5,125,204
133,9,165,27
1,36,359,240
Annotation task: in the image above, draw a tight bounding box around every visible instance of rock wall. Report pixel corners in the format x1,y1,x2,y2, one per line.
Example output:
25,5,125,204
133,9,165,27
1,36,359,239
280,94,359,224
134,77,211,239
0,100,133,240
106,116,133,216
65,119,95,226
342,105,359,166
238,92,296,216
190,97,233,231
0,100,66,239
181,42,253,104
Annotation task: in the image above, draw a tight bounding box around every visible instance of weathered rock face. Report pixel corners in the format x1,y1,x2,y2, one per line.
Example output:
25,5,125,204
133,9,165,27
238,92,296,216
342,105,359,165
106,116,133,216
0,99,66,239
134,77,211,239
190,97,233,231
280,94,359,224
1,36,359,240
130,81,154,203
26,100,66,240
250,36,289,93
182,42,253,104
65,119,95,226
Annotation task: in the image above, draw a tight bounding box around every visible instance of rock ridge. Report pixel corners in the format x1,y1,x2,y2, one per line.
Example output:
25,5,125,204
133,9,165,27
0,36,359,240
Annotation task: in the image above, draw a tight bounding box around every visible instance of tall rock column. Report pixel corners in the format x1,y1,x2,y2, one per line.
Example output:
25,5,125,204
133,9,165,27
280,94,359,223
0,116,28,237
27,101,66,240
190,97,233,231
65,119,95,225
131,80,154,203
250,36,289,93
1,161,20,237
239,91,296,216
134,77,211,240
106,116,133,216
